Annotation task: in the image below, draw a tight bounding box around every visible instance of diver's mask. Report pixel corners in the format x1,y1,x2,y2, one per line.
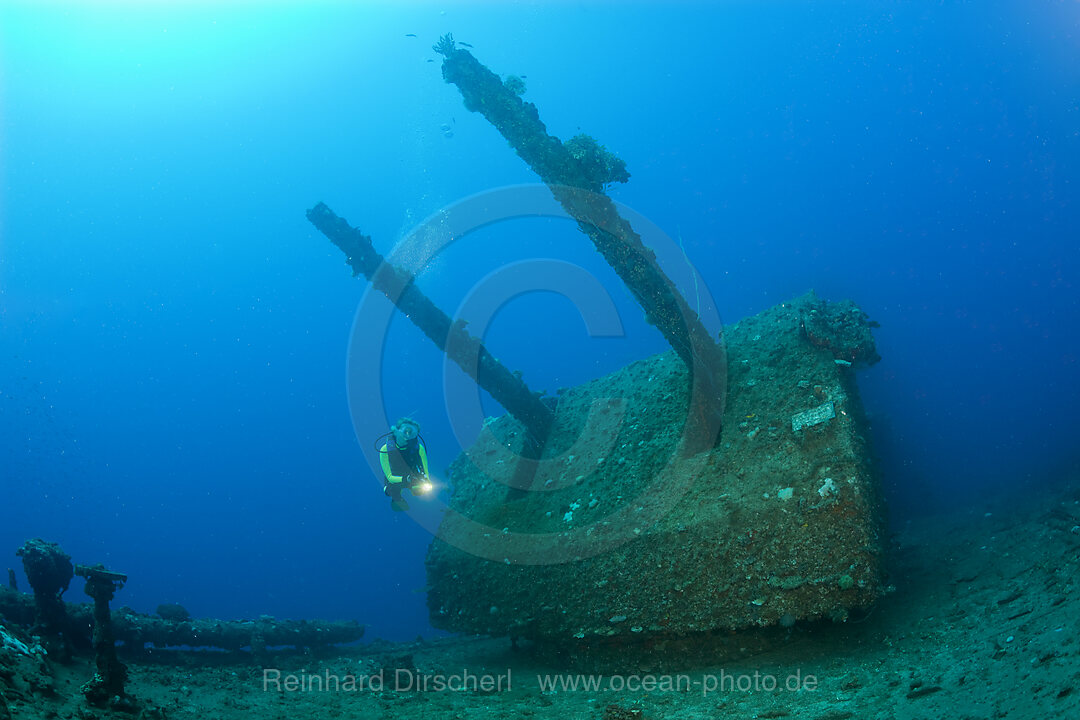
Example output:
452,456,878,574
392,420,420,448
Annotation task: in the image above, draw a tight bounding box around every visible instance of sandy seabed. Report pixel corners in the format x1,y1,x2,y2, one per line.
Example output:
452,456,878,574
3,478,1079,720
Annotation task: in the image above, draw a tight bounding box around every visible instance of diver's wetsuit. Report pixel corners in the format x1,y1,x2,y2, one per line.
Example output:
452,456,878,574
379,436,429,509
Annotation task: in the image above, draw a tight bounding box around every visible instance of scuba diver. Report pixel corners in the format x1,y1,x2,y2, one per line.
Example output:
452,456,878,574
375,418,432,511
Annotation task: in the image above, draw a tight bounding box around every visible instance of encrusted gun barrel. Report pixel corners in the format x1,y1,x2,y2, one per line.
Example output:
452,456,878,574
436,38,726,450
307,202,555,445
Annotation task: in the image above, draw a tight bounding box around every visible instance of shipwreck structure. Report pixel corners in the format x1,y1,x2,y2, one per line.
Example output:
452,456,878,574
425,292,883,659
75,564,130,707
0,565,364,655
309,35,884,659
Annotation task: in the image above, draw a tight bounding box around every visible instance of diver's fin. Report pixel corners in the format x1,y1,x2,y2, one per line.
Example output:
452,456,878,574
391,499,410,512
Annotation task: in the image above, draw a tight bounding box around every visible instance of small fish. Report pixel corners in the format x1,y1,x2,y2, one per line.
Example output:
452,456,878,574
426,58,434,63
459,41,473,48
405,33,417,38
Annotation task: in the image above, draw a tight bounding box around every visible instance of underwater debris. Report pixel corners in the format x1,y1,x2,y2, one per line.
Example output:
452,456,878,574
379,652,416,678
16,538,73,658
799,290,881,366
75,563,131,709
791,401,836,432
155,602,190,622
0,622,40,657
0,578,364,654
0,621,46,720
603,703,646,720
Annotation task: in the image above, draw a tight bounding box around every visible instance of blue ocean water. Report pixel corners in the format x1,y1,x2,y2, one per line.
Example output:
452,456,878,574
0,2,1076,642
